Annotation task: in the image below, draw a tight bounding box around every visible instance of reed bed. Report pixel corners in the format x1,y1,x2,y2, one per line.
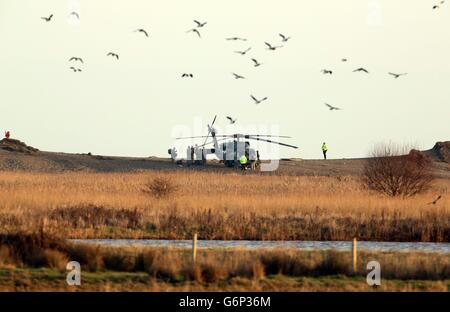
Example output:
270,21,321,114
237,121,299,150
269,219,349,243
0,233,449,282
0,171,448,241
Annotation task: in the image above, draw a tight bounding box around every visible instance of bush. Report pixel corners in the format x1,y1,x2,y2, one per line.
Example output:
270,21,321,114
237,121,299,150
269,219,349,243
50,205,143,229
142,176,178,198
43,249,69,270
0,246,13,267
67,244,104,271
0,232,68,267
362,144,434,197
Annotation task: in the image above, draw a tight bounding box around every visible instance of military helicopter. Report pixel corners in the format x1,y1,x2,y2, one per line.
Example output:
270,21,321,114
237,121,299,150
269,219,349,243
173,116,298,167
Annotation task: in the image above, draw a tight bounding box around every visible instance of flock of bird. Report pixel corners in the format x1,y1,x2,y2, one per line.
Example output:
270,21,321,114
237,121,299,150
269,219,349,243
40,4,445,122
36,7,447,205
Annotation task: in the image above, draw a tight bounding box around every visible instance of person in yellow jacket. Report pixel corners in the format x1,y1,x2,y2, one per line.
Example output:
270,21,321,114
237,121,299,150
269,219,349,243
239,154,248,170
322,142,328,160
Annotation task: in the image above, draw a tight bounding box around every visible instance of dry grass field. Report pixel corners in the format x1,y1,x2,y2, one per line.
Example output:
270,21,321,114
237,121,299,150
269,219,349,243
0,171,448,241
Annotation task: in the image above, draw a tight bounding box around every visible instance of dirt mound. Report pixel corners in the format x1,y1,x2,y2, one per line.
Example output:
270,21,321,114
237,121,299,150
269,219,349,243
0,138,39,154
426,141,450,163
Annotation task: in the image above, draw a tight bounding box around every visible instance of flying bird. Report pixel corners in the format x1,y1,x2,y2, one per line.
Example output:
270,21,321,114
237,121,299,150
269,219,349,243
434,0,446,8
388,72,407,78
41,14,53,22
325,103,342,111
353,67,369,74
235,47,251,55
341,58,348,62
251,58,262,67
194,20,207,28
232,73,245,79
265,42,283,51
427,195,442,205
181,73,194,78
226,116,237,124
321,69,333,75
69,57,83,63
69,12,79,19
69,67,82,72
107,52,119,60
279,33,291,42
226,37,247,41
134,29,149,37
251,95,268,104
187,28,201,38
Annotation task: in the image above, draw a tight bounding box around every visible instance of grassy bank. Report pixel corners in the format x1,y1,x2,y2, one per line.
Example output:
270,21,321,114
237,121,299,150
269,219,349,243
0,233,449,292
1,268,448,291
0,171,448,241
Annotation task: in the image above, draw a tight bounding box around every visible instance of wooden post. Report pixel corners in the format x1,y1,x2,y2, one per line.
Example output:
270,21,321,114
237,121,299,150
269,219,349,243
192,233,198,263
352,238,357,274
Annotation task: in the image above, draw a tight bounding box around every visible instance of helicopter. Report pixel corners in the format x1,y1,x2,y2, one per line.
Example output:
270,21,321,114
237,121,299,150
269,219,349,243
172,116,298,168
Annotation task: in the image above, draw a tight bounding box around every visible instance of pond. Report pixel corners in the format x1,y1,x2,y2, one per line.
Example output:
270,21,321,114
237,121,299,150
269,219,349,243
71,239,450,253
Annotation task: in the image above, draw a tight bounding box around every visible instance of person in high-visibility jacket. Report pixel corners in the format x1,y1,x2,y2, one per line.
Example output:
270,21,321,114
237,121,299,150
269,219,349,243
322,142,328,160
239,154,248,170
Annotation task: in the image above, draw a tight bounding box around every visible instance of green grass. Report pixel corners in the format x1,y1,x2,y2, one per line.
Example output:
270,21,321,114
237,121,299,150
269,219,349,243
0,267,448,292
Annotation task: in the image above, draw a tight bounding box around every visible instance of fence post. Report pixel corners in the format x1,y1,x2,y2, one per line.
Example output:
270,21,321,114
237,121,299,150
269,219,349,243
352,238,357,273
192,233,198,263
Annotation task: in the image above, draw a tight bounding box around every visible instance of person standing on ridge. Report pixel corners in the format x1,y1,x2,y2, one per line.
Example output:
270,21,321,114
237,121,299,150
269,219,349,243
322,142,328,160
4,131,10,139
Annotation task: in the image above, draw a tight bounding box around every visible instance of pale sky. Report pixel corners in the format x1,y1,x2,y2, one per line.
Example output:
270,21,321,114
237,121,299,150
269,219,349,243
0,0,449,159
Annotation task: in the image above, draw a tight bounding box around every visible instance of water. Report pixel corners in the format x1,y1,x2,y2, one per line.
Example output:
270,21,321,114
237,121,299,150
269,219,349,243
71,239,450,253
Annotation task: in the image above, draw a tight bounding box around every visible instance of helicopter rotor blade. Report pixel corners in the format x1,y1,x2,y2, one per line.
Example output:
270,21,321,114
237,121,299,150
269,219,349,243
247,136,298,149
176,135,212,140
242,134,291,139
176,134,232,140
203,115,217,147
211,115,217,128
197,137,228,148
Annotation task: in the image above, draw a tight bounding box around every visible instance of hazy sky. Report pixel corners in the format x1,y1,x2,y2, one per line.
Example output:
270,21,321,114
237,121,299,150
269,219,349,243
0,0,449,159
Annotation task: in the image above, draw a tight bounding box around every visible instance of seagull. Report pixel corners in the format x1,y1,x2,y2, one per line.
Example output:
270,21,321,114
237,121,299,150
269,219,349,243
427,195,442,205
265,42,283,51
321,69,333,75
41,14,53,22
69,57,83,63
134,29,149,37
353,67,369,74
187,28,201,38
279,33,291,42
107,52,119,60
232,73,245,79
69,67,82,72
193,20,207,28
325,103,342,111
226,37,247,41
434,0,446,8
235,47,251,55
388,72,407,79
251,95,268,104
226,116,237,124
69,12,79,19
181,73,194,78
251,58,262,67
